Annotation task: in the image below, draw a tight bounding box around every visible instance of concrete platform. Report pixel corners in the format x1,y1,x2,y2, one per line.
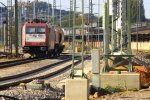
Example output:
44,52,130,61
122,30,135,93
65,79,89,100
100,73,140,90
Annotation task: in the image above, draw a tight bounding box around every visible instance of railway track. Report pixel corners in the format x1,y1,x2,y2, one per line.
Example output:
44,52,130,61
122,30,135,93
0,55,6,59
0,54,72,69
132,52,150,67
0,55,90,90
0,58,46,69
0,51,6,59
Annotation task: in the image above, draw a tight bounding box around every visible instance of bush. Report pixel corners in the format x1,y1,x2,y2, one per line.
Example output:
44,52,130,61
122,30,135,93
104,85,125,93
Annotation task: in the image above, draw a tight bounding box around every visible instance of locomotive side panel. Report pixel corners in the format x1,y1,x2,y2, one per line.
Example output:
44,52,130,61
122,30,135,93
22,24,26,47
48,27,55,50
55,26,64,44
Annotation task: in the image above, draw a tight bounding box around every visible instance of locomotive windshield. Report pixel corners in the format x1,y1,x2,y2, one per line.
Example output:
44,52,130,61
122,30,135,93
37,27,45,33
26,27,36,33
26,27,45,34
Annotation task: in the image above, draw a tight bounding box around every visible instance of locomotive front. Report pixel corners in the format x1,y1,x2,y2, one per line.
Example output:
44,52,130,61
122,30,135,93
22,22,49,56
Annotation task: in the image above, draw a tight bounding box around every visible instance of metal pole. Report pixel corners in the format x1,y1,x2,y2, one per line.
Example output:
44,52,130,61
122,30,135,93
90,0,93,48
0,2,7,54
15,0,18,57
136,0,141,53
68,1,71,44
136,0,139,53
48,0,50,21
69,0,73,47
26,0,29,21
18,0,22,48
89,0,91,47
4,23,6,54
111,0,114,53
7,0,11,56
68,7,70,44
33,0,36,19
0,8,2,47
98,0,100,48
103,0,109,72
138,0,141,47
53,0,56,25
71,0,76,78
87,0,90,47
36,0,38,19
81,0,85,77
10,0,13,56
127,0,133,72
60,0,61,27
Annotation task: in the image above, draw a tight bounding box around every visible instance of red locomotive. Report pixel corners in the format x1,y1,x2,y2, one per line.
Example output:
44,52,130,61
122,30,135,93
22,20,64,57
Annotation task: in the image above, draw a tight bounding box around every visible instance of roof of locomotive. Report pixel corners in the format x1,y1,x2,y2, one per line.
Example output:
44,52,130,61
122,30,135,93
24,22,48,27
24,19,51,27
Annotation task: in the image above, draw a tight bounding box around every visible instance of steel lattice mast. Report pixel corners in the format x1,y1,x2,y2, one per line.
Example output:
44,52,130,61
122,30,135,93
103,0,133,72
70,0,86,78
7,0,13,56
68,0,73,47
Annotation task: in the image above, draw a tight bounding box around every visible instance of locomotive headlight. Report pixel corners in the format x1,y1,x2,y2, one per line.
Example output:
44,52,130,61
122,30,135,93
40,47,46,51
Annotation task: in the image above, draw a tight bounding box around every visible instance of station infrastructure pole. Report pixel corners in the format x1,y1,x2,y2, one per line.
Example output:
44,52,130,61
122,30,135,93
0,2,7,54
10,0,13,56
59,0,61,27
18,0,22,48
89,0,93,48
71,0,86,78
15,0,18,57
26,0,30,21
69,0,73,47
0,7,2,47
102,0,133,72
48,0,50,21
127,0,133,72
103,0,109,72
136,0,141,53
33,0,36,19
52,0,56,25
98,0,100,49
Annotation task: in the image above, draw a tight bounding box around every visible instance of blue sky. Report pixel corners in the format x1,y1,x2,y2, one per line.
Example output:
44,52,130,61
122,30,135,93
0,0,150,18
143,0,150,18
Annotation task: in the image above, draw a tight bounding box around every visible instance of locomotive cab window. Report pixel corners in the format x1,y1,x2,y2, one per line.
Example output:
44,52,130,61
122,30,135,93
37,27,45,34
26,27,36,33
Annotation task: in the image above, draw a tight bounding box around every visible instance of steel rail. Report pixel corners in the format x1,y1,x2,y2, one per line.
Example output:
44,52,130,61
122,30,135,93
0,56,90,90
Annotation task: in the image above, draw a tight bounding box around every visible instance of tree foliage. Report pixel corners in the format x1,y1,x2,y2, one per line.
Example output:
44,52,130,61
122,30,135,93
61,15,88,27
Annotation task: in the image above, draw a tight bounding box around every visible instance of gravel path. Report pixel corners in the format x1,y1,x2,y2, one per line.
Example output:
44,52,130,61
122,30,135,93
98,89,150,100
0,87,64,100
